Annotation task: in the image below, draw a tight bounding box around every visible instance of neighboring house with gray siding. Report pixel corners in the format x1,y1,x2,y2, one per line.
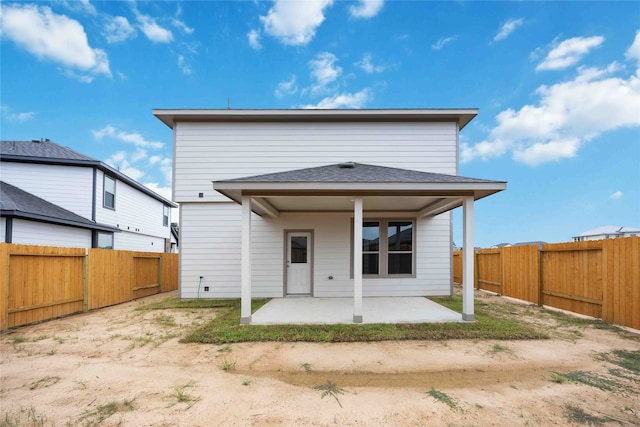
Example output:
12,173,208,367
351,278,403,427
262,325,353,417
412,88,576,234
154,109,506,323
0,140,177,251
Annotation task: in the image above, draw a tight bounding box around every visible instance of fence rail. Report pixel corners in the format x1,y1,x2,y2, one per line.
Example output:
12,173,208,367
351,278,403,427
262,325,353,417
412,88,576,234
453,237,640,330
0,243,178,330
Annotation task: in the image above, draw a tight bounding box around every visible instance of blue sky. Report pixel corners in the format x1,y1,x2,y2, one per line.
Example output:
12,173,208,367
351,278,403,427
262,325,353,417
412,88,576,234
1,0,639,247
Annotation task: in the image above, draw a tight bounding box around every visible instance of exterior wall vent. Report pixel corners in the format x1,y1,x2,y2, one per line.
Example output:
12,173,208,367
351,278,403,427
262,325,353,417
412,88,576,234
338,162,355,169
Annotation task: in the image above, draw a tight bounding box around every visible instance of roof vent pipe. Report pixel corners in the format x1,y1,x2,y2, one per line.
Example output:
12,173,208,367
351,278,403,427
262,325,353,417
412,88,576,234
338,162,355,169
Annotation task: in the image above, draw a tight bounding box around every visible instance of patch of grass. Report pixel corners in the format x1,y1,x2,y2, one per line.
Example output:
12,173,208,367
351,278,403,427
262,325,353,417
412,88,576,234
181,296,547,344
242,379,252,386
217,344,233,353
560,371,619,392
427,388,458,410
168,382,199,407
314,381,345,408
610,350,640,374
489,343,513,355
29,376,60,390
138,297,236,310
300,362,313,373
11,337,26,345
76,399,135,427
220,358,236,371
564,405,613,426
1,406,47,427
541,309,640,342
549,372,567,384
154,313,177,327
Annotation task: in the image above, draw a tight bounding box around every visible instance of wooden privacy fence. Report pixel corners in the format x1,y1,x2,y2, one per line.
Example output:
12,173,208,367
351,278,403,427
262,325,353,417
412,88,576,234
453,237,640,330
0,243,178,330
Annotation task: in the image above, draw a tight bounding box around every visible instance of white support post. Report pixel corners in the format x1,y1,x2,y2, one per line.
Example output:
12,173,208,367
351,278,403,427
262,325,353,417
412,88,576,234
353,197,363,323
240,195,252,324
462,196,475,321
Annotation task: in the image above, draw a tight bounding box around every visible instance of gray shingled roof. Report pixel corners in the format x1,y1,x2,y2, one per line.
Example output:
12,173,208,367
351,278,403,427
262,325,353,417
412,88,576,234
1,181,118,232
0,140,176,207
0,140,95,161
222,163,504,184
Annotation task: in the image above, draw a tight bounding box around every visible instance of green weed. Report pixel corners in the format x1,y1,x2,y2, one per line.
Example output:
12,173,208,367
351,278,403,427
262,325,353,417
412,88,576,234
169,382,199,407
427,388,458,410
29,376,60,390
220,358,236,371
300,362,313,373
314,381,345,408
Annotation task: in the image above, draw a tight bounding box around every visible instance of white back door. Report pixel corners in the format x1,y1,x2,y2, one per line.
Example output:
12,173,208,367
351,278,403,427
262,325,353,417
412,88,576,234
286,232,312,295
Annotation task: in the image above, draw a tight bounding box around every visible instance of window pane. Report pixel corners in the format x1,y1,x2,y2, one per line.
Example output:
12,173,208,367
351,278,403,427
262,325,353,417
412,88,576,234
291,236,307,263
362,221,379,251
97,232,113,249
105,176,115,193
388,221,413,251
163,206,169,226
363,254,379,275
104,193,115,209
388,253,412,274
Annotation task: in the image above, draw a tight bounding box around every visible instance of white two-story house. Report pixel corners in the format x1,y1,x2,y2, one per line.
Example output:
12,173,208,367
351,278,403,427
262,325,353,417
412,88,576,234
1,139,177,252
153,109,506,323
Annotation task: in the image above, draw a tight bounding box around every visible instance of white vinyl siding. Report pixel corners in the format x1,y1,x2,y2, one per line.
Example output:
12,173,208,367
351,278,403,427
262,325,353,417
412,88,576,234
0,162,93,219
11,219,91,248
95,170,170,251
173,122,458,203
179,202,451,298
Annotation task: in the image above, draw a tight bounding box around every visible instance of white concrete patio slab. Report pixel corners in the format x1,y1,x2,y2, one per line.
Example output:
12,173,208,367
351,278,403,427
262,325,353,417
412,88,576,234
250,297,464,325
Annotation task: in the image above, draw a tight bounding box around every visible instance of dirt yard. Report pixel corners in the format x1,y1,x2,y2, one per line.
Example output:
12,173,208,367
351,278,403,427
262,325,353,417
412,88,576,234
1,290,639,426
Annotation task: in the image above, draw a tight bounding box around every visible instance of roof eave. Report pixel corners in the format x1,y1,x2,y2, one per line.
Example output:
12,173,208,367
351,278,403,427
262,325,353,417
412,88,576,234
1,210,121,232
152,108,479,130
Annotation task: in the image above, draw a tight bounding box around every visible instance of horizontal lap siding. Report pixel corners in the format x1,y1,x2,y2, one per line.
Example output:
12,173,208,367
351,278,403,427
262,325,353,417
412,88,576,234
12,219,92,248
180,203,452,298
1,163,93,219
174,122,458,203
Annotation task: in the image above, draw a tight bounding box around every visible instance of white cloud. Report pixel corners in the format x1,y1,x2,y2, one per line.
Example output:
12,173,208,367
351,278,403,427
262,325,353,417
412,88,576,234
134,10,173,43
142,182,172,203
307,52,342,94
171,18,194,35
247,29,262,50
104,16,136,44
2,106,36,122
0,4,111,80
60,0,97,16
536,35,604,71
302,88,372,109
626,30,640,63
178,55,191,75
260,0,333,46
609,191,623,200
462,48,640,166
105,151,145,181
349,0,384,19
93,125,164,149
493,18,524,42
355,53,385,73
275,75,297,98
432,36,456,50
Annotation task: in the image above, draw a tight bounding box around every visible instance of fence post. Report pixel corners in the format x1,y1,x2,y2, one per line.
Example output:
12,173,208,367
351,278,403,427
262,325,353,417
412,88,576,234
537,248,543,306
83,249,89,312
475,250,479,290
3,244,9,330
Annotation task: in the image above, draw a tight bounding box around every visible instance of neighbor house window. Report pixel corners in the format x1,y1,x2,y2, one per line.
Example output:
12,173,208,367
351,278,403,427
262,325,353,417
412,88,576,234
163,205,169,226
353,219,415,277
97,232,114,249
103,175,116,209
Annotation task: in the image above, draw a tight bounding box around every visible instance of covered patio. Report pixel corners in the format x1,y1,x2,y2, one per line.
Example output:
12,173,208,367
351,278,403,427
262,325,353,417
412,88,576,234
251,297,463,325
213,162,506,325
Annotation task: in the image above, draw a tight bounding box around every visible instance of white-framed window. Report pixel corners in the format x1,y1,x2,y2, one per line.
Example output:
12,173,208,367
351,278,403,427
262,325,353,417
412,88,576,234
103,175,116,209
97,232,114,249
163,205,169,226
353,219,415,277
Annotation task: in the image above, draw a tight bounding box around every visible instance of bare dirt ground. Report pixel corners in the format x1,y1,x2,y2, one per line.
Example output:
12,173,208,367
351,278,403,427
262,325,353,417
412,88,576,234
1,290,639,427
